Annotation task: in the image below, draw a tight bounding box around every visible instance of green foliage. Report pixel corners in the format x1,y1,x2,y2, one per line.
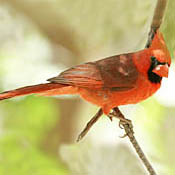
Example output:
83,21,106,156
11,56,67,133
139,99,175,174
140,99,166,153
0,96,68,175
0,140,67,175
162,0,175,58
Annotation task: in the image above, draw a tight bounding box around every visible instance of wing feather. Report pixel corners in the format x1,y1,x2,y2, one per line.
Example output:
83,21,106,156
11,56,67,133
48,53,138,90
48,63,103,88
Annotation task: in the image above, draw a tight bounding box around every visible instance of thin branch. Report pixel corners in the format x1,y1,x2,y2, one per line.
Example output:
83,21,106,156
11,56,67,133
146,0,168,48
77,108,103,142
112,107,157,175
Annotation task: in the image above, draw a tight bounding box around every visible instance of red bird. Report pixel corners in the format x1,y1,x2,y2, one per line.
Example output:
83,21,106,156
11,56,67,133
0,31,171,116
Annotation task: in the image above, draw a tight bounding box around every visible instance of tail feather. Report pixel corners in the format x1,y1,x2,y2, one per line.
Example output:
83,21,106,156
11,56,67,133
0,83,66,100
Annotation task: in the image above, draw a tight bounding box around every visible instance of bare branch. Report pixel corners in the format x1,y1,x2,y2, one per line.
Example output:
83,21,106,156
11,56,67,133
77,108,103,142
146,0,168,48
112,107,157,175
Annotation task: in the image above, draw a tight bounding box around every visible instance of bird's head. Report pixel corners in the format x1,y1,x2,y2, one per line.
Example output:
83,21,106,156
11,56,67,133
148,30,171,83
133,30,171,83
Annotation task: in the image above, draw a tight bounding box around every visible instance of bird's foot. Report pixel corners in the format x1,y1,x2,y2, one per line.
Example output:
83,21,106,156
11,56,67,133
119,119,134,138
108,113,132,128
118,118,133,129
108,109,134,138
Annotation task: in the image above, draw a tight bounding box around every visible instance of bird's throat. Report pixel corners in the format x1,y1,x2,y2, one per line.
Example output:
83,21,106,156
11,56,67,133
147,67,162,83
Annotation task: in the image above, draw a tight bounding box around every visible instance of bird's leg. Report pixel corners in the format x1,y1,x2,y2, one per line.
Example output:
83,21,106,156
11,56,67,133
77,108,103,142
108,107,134,137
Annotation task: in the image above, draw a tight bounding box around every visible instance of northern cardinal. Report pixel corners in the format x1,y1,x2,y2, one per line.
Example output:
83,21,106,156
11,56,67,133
0,30,171,116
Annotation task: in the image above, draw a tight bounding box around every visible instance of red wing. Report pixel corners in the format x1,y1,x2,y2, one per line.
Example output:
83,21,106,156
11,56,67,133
48,53,138,90
95,53,138,88
48,63,103,88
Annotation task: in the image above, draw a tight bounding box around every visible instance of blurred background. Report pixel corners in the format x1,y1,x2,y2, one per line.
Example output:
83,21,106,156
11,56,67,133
0,0,174,174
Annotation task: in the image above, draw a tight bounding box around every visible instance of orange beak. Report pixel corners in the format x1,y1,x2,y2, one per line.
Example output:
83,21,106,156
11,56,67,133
152,64,169,78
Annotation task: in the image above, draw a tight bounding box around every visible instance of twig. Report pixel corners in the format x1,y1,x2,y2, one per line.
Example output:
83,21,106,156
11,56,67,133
146,0,168,48
112,107,157,175
77,108,103,142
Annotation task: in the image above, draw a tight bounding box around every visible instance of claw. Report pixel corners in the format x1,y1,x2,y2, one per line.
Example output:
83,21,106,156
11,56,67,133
119,119,134,138
107,113,114,122
109,116,113,121
119,118,133,129
119,121,124,129
118,118,134,138
119,133,127,138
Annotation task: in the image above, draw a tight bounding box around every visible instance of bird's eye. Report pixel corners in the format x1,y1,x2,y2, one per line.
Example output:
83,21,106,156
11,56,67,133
150,56,167,67
151,56,156,62
151,56,159,67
